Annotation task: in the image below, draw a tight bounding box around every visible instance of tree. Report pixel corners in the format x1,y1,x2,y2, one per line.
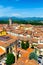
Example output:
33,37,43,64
6,53,15,65
21,41,29,50
26,41,29,48
29,52,38,61
21,41,25,49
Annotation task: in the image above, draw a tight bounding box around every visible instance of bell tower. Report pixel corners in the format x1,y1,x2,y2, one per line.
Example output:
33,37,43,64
9,18,12,25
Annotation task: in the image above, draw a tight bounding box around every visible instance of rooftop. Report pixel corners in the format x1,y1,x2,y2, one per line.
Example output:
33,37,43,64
0,34,18,48
0,47,6,56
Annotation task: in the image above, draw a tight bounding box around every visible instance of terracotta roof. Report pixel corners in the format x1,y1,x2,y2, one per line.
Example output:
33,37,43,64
0,27,3,32
12,59,39,65
0,34,18,48
33,33,40,37
37,44,43,49
31,38,38,43
13,47,38,65
0,47,6,56
0,41,10,48
18,36,29,41
12,29,24,34
16,48,34,58
26,30,32,35
25,59,39,65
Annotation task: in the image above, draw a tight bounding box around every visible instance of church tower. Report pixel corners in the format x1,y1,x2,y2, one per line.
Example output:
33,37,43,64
9,18,12,25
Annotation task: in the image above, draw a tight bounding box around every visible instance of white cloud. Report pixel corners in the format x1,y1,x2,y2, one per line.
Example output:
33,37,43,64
0,5,43,17
0,5,21,17
11,13,21,17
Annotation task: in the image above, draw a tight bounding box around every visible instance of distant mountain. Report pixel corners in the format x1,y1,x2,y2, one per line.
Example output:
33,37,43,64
0,17,43,21
0,17,23,21
23,17,43,20
0,17,9,20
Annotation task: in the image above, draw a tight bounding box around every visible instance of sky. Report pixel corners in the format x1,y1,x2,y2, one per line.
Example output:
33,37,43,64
0,0,43,17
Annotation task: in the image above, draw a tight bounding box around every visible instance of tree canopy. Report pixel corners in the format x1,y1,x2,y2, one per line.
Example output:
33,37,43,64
21,41,29,50
29,52,38,61
0,20,43,25
6,53,15,65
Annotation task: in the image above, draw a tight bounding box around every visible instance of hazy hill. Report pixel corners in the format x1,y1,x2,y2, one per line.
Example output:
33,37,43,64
0,17,43,21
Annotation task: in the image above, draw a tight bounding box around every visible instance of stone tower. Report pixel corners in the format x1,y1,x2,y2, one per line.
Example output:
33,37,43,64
9,18,12,25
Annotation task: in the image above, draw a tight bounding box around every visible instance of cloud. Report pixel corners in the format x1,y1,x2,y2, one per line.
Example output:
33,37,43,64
11,13,21,17
0,5,29,17
0,5,43,17
0,5,21,17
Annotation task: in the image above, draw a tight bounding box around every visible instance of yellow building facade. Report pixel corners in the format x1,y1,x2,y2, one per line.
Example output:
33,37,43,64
0,30,7,36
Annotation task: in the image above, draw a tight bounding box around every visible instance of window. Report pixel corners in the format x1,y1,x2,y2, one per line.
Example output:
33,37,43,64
18,43,21,48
